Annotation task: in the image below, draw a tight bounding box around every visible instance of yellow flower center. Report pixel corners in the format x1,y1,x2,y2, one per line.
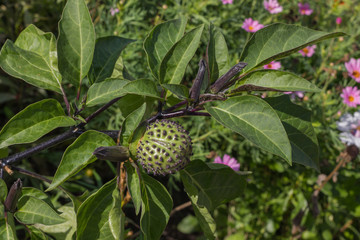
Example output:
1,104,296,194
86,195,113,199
353,71,360,78
303,48,309,54
267,64,272,68
249,26,254,31
349,96,355,102
301,9,306,14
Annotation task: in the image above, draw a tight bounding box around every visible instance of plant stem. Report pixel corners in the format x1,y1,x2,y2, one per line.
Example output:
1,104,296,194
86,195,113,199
83,97,121,125
60,85,71,116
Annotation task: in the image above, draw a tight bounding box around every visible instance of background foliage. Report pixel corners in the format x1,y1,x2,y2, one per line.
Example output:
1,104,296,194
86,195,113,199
1,0,360,239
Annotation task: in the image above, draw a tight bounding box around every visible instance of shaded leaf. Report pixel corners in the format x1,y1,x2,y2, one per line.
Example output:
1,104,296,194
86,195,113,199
86,79,160,107
180,160,246,211
162,84,189,99
77,178,116,240
207,24,229,83
159,24,204,84
14,196,66,225
33,206,76,240
140,174,173,240
0,179,7,203
144,17,187,79
265,95,319,170
27,226,48,240
0,99,76,148
0,217,16,240
110,56,134,80
231,70,320,93
190,198,216,240
240,23,346,73
120,103,147,146
0,24,62,93
109,188,125,240
125,162,142,215
205,95,292,164
89,36,135,84
57,0,95,87
47,130,115,191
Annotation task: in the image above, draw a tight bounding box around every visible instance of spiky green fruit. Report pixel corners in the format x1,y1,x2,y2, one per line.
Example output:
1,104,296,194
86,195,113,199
136,119,192,175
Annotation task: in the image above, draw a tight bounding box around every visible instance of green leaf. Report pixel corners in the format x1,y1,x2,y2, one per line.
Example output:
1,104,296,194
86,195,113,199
205,95,292,164
110,57,134,80
125,162,142,215
140,173,173,240
109,188,125,240
0,99,76,148
0,179,7,203
21,187,56,210
27,226,48,240
14,196,66,225
57,0,95,88
207,24,229,83
181,160,246,211
159,24,204,84
0,148,9,158
144,17,187,79
162,84,189,99
231,70,320,93
77,178,116,240
240,23,346,73
86,79,161,107
0,25,62,93
33,205,76,240
120,103,146,146
47,130,115,191
88,36,135,84
0,217,16,240
190,199,216,240
265,95,320,170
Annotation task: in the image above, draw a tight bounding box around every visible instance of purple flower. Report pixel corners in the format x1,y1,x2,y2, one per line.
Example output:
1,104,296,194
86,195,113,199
299,45,316,57
110,7,119,16
345,58,360,82
263,61,281,70
242,18,264,33
336,17,342,25
221,0,233,4
214,154,240,171
263,0,283,14
298,3,313,15
341,86,360,108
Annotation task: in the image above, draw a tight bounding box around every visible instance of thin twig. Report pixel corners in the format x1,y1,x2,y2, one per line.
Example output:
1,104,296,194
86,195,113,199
170,201,192,216
83,97,121,124
60,85,71,117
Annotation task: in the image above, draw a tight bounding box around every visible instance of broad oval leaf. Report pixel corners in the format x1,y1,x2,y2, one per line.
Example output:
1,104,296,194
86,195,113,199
231,70,320,93
162,84,189,99
14,196,66,225
108,188,125,240
240,23,346,73
207,24,229,83
124,162,142,215
77,178,116,240
205,95,292,164
0,29,62,93
0,99,76,148
140,173,173,240
88,36,135,84
0,218,16,240
144,17,187,80
57,0,95,87
86,79,161,107
0,179,7,203
159,24,205,84
265,95,319,170
47,130,115,191
180,160,247,211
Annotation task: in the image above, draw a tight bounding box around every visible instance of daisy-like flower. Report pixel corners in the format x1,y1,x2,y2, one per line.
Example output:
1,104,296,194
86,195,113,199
340,86,360,107
242,18,264,33
345,58,360,82
299,45,316,57
263,61,281,70
337,111,360,148
284,91,304,100
298,3,313,15
263,0,283,14
110,7,119,16
221,0,233,4
214,154,240,171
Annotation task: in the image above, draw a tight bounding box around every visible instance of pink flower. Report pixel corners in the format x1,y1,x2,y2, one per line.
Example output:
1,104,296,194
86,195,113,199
110,7,119,16
284,91,304,100
242,18,264,33
214,154,240,171
345,58,360,82
298,3,313,15
336,17,342,25
341,86,360,107
221,0,233,4
264,0,283,14
263,61,281,70
299,45,316,57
